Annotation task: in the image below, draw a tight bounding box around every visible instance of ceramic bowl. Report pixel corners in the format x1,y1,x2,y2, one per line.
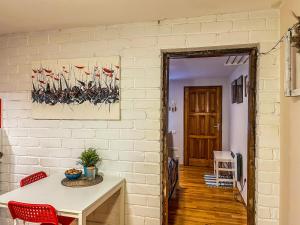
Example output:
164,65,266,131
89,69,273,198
65,170,82,180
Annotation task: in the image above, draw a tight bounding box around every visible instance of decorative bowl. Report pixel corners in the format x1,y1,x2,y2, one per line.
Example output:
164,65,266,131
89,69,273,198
65,169,82,180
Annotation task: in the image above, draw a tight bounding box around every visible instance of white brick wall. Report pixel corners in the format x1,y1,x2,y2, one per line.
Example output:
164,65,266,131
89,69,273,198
0,9,280,225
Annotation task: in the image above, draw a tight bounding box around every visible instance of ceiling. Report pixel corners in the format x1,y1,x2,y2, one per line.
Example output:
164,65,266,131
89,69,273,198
0,0,281,35
169,55,249,80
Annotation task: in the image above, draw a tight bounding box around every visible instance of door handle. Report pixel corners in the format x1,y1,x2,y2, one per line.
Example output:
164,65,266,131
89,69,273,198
213,123,220,129
0,152,3,159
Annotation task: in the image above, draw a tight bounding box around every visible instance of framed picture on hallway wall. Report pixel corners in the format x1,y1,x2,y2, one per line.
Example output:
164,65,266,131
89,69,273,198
244,75,248,97
31,56,121,120
231,80,237,103
236,75,243,104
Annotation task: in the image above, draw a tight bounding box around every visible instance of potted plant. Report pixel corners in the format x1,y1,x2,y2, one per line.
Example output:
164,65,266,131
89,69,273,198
78,148,101,179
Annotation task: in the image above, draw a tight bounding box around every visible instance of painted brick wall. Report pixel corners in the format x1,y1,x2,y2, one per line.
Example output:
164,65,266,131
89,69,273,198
0,9,280,225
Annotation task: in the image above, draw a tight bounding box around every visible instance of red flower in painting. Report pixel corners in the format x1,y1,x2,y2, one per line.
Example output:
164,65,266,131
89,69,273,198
103,68,114,74
44,69,52,73
75,65,85,69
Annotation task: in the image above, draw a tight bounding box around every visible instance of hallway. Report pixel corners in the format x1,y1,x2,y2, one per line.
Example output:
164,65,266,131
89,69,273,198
168,166,247,225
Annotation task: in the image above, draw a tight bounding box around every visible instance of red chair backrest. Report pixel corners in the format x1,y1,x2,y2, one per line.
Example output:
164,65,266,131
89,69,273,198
20,171,47,187
8,201,59,225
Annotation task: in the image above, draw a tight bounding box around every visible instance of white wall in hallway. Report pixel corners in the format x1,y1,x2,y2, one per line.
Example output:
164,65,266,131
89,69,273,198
229,64,249,203
0,9,280,225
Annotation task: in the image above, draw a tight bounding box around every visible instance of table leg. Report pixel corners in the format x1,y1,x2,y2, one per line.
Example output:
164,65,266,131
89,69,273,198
120,183,125,225
77,213,86,225
214,159,216,175
216,160,219,187
233,160,236,188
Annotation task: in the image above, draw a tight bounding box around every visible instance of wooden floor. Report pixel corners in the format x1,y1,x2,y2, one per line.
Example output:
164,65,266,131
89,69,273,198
168,166,247,225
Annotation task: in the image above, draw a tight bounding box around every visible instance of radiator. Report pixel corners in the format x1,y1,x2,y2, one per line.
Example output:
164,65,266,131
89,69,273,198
236,153,243,183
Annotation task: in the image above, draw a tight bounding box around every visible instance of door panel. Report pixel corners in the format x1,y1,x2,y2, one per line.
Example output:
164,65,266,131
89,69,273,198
208,116,217,136
184,86,222,167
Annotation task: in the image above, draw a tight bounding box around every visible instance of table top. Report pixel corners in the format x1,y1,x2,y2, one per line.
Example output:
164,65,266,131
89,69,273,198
213,151,234,161
0,173,124,215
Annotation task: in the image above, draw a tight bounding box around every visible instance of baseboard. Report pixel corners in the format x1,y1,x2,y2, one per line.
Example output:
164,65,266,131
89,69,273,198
234,187,247,208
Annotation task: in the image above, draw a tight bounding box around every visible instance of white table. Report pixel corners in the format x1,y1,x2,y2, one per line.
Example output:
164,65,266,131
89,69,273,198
0,173,125,225
213,151,236,187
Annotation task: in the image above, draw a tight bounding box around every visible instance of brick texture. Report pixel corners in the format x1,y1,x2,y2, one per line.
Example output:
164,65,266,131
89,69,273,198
0,9,280,225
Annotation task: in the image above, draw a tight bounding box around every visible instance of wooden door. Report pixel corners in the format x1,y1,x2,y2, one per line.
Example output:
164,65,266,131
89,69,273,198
184,86,222,167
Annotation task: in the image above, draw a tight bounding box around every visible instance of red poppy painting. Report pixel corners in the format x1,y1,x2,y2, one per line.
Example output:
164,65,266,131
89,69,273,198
31,56,121,120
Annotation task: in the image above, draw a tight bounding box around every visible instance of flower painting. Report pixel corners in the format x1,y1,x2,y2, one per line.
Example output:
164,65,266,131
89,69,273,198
31,56,120,120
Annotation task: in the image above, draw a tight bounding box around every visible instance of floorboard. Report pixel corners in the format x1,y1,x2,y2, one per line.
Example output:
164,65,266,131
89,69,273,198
168,166,247,225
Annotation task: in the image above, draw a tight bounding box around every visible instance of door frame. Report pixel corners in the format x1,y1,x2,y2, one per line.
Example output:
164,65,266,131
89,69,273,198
161,45,258,225
184,86,223,166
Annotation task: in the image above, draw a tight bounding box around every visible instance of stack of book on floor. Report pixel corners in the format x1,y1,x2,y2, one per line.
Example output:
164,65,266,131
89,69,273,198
203,174,233,188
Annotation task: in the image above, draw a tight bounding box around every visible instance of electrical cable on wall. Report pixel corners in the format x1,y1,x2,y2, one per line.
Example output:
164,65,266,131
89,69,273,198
258,12,300,56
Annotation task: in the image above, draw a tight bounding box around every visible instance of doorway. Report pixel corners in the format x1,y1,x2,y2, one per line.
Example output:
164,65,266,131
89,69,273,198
184,86,222,167
162,46,257,225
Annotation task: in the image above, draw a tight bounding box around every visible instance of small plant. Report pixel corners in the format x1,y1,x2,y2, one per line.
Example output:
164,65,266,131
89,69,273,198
78,148,101,168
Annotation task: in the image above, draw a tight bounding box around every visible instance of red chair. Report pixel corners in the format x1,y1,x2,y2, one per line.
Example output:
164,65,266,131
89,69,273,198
20,171,47,187
8,201,59,225
19,172,75,225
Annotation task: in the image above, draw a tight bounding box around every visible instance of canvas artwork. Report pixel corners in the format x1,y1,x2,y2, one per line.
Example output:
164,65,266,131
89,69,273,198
31,56,120,120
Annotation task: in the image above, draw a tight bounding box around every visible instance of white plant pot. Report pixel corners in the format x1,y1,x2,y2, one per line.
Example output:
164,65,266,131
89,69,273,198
86,166,96,180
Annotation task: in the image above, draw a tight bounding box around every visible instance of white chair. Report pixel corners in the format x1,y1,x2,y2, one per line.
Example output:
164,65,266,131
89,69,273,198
213,151,236,187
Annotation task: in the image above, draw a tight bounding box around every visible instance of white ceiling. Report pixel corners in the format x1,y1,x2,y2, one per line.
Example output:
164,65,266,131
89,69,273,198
0,0,280,35
169,55,249,80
